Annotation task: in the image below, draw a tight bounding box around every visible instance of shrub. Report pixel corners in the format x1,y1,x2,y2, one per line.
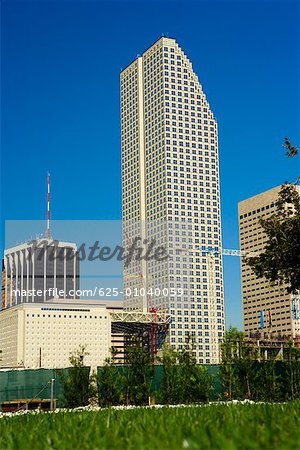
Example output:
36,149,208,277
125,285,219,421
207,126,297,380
58,345,91,408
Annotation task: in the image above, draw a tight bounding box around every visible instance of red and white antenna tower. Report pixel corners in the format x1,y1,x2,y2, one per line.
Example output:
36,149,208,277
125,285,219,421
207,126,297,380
46,172,51,239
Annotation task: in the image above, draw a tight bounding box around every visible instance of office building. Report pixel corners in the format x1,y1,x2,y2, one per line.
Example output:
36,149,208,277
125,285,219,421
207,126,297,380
2,239,80,308
0,299,120,369
238,185,300,339
0,298,171,369
121,37,225,363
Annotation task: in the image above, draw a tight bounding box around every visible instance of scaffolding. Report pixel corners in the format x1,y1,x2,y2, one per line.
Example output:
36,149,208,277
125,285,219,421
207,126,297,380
111,310,171,360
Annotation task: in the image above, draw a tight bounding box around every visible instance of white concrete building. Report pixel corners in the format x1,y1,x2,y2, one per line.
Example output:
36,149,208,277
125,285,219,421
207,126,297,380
121,37,225,363
0,299,120,369
0,298,170,369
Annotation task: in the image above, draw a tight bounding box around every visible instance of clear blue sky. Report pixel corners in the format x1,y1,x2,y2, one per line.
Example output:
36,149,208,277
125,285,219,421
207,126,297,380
1,0,299,328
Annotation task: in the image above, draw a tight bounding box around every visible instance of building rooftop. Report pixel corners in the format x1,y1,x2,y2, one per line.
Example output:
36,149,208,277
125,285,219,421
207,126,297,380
120,36,176,74
0,298,123,312
4,238,77,255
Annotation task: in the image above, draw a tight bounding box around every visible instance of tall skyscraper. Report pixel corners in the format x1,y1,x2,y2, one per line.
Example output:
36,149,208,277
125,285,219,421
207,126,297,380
238,185,300,339
2,239,80,308
121,37,225,364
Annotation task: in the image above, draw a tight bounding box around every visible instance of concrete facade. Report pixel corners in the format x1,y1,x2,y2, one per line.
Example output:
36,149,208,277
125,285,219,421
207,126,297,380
238,185,300,339
0,299,120,369
2,239,80,308
121,37,225,363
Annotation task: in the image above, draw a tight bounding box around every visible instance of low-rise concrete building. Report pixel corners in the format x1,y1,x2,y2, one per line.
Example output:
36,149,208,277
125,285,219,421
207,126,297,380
0,299,122,369
0,298,170,369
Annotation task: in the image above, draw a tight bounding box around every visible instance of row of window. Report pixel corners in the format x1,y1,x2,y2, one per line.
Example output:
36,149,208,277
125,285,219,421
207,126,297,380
26,313,108,319
239,202,278,219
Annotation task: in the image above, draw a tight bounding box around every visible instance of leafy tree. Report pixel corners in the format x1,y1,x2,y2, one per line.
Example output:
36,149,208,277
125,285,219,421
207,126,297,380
247,138,300,293
124,337,154,405
158,337,213,404
219,327,244,400
283,342,300,400
234,345,259,399
254,356,283,402
157,345,181,404
219,327,260,400
219,328,300,402
96,347,125,407
59,344,91,408
283,137,298,158
177,336,213,403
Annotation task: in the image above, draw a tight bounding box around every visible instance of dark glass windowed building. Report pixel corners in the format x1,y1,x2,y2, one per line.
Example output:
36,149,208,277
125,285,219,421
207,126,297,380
2,239,80,308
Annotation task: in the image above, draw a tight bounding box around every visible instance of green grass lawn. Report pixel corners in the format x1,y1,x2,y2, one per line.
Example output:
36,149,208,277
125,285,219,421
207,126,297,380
1,402,300,449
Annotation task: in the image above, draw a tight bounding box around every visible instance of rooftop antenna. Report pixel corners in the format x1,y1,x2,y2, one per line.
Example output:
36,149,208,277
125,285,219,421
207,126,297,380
46,172,51,239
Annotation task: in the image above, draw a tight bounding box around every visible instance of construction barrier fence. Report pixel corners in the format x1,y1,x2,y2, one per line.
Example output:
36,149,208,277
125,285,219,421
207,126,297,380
0,365,223,407
0,368,67,406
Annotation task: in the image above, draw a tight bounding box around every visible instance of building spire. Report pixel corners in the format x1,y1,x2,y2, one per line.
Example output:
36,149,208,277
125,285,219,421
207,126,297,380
46,172,50,239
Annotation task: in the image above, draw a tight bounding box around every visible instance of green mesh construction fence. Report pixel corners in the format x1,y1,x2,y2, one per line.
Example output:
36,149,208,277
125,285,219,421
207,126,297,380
96,364,223,401
151,364,223,400
1,365,224,405
150,365,222,400
0,368,67,405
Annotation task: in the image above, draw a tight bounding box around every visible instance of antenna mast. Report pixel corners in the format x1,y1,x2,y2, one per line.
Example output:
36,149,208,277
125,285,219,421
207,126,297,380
46,172,50,239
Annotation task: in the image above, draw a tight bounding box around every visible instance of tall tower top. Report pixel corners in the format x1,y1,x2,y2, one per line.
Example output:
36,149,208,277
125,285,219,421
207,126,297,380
46,172,51,239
